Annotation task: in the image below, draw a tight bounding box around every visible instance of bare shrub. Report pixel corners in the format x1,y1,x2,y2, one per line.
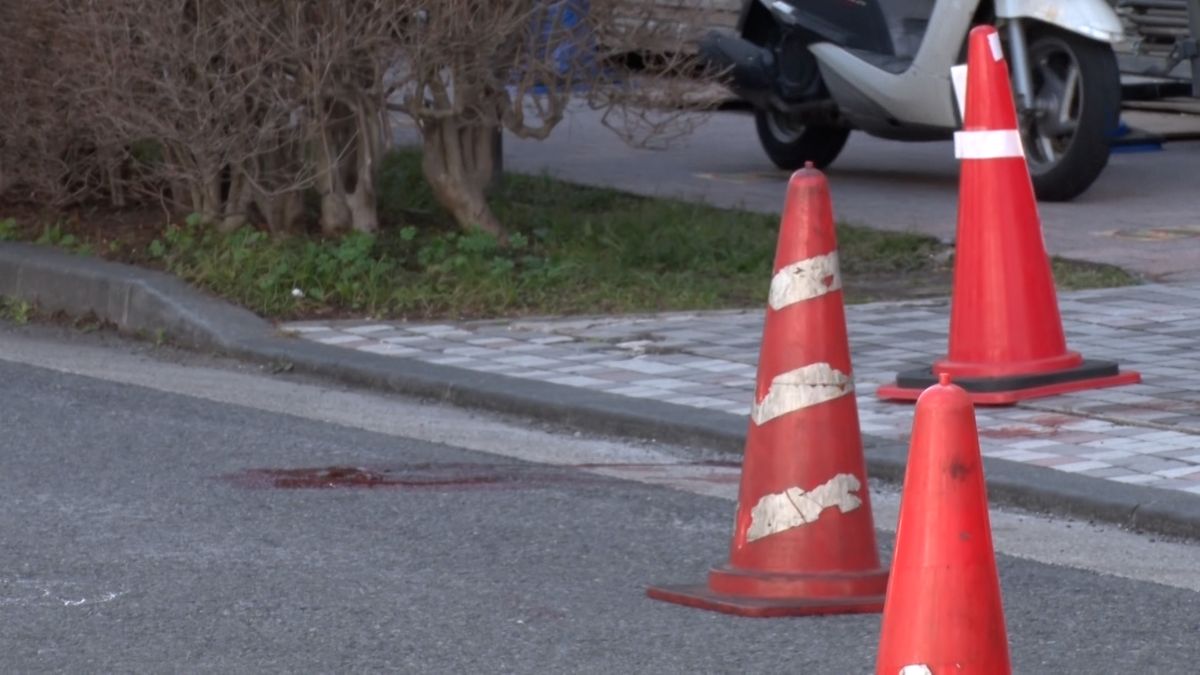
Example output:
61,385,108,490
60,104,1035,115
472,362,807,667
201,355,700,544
389,0,719,237
5,0,717,239
61,1,302,232
0,3,119,207
54,0,415,235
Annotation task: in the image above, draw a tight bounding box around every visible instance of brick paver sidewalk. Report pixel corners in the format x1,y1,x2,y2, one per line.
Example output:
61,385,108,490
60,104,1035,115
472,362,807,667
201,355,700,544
284,282,1200,496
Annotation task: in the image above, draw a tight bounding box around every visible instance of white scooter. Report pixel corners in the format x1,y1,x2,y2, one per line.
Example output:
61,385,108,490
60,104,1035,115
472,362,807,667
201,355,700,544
701,1,1126,201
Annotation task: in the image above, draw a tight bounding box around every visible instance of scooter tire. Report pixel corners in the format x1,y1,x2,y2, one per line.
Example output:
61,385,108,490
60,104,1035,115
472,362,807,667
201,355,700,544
754,111,850,171
1023,28,1121,202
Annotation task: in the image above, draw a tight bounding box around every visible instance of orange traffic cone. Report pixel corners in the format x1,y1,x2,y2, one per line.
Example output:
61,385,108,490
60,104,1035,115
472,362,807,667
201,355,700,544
646,164,889,617
876,372,1011,673
877,25,1139,405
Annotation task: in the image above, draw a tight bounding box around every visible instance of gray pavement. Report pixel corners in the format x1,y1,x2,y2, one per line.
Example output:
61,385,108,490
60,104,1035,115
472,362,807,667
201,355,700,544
410,106,1200,281
286,281,1200,498
3,324,1200,672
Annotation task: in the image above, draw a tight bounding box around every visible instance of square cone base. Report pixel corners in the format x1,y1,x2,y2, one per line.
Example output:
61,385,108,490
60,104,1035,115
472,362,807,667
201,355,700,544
876,359,1141,406
645,583,885,618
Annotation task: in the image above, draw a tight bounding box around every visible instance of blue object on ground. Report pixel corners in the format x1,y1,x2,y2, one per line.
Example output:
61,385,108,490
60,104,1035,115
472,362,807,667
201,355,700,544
1110,118,1164,153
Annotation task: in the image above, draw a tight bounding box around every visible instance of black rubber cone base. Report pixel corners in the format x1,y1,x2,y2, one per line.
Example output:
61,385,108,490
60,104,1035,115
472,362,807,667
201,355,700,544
646,583,885,618
877,360,1141,405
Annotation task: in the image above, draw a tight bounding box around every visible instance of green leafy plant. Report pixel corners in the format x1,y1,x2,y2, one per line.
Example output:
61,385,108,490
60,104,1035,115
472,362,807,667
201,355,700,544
0,218,18,241
35,222,92,256
4,148,1136,321
0,297,35,325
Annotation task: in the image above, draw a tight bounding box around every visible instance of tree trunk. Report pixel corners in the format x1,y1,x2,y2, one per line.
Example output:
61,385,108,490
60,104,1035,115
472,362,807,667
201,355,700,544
313,97,386,235
487,127,503,194
255,189,305,236
421,120,504,238
319,190,352,235
198,176,223,228
252,143,307,235
313,107,352,236
219,168,253,232
106,163,126,208
347,101,381,233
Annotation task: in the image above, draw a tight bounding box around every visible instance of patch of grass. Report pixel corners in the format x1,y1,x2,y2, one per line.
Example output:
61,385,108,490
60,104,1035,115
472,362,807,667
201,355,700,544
36,222,93,256
0,297,35,325
140,150,959,320
0,218,18,241
1052,257,1139,290
4,149,1137,320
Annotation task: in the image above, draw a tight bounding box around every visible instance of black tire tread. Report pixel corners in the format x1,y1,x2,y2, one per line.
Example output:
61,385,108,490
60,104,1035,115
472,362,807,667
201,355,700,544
753,112,851,171
1025,28,1120,202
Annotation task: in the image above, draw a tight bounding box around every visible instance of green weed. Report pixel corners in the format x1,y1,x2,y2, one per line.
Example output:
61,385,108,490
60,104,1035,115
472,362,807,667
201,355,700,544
0,218,18,241
0,297,35,325
5,148,1138,320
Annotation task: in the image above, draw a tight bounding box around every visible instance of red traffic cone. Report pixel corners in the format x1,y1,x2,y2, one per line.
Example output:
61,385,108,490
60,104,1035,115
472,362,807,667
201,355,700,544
877,25,1139,405
646,164,889,617
876,373,1012,674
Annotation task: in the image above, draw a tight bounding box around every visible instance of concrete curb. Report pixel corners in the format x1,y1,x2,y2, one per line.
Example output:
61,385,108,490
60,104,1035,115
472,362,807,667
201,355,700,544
3,241,1199,539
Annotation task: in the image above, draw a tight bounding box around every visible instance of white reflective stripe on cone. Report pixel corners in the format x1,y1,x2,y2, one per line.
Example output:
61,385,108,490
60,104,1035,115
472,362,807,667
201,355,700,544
954,129,1025,160
750,363,853,426
768,251,842,311
746,473,863,542
989,31,1005,61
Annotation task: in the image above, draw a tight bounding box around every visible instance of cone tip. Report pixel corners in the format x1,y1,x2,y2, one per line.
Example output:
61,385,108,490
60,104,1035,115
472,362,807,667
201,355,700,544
917,371,974,412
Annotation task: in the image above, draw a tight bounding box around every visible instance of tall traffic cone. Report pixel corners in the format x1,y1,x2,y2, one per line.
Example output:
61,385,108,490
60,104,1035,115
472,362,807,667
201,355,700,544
646,164,889,617
877,25,1139,405
876,373,1011,673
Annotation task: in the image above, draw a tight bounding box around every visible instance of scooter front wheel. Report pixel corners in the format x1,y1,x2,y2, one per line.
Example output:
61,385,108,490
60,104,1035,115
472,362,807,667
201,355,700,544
1020,27,1121,202
754,110,850,171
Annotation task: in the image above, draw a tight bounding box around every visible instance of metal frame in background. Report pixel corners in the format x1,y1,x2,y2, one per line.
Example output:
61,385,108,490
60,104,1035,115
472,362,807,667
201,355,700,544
1189,0,1200,95
1116,0,1200,98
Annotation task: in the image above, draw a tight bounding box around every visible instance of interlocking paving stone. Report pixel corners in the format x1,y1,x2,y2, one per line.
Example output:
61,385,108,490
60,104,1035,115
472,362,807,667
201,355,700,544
285,282,1200,497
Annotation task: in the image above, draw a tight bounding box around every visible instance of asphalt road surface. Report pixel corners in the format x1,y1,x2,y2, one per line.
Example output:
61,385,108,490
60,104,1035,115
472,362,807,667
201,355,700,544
2,323,1199,672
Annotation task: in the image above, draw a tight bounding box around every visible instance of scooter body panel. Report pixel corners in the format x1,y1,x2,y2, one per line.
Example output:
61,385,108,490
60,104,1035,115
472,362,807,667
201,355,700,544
799,0,1123,137
808,0,979,134
994,0,1124,42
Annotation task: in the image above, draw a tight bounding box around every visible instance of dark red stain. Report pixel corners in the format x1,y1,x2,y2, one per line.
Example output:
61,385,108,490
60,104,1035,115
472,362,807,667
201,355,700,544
1029,414,1077,427
218,460,740,491
980,414,1080,439
223,465,518,491
979,426,1043,439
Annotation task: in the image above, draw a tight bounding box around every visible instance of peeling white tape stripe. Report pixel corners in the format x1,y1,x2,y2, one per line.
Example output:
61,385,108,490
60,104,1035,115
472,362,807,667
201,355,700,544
988,32,1004,61
954,129,1024,160
747,473,862,542
768,252,842,310
750,363,853,426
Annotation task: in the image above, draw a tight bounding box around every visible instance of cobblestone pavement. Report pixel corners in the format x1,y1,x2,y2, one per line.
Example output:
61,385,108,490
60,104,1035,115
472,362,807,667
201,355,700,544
283,282,1200,497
